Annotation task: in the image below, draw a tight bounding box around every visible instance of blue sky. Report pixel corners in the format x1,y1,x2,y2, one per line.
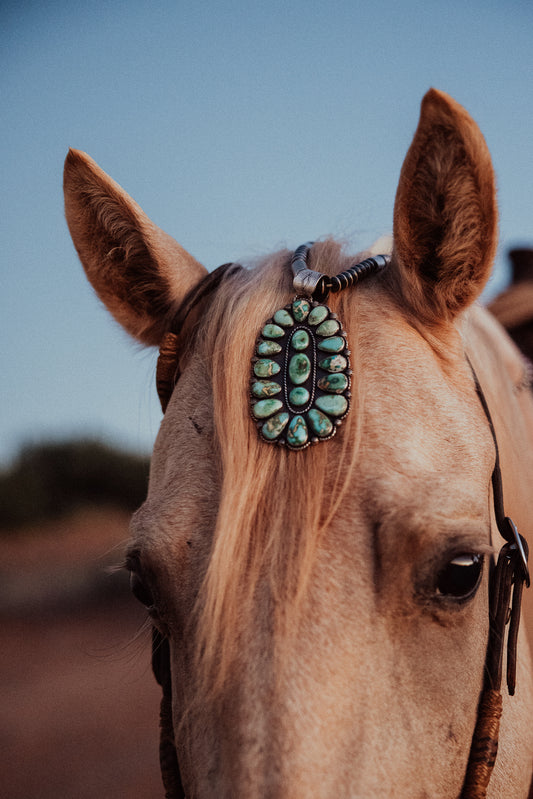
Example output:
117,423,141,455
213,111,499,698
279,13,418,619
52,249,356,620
2,0,533,465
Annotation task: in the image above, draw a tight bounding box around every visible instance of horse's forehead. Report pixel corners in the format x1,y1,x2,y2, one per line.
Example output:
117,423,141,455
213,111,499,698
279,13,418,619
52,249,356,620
357,326,492,512
148,282,493,534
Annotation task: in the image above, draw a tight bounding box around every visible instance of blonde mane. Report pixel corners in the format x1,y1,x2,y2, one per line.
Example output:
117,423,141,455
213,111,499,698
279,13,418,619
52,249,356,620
191,240,375,701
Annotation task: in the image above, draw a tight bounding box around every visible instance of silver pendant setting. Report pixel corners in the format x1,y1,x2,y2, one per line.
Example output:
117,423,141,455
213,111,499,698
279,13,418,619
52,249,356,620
250,296,351,449
249,243,389,450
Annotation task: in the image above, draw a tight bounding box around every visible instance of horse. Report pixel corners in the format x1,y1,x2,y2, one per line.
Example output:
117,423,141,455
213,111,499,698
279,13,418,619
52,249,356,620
63,89,533,798
489,249,533,366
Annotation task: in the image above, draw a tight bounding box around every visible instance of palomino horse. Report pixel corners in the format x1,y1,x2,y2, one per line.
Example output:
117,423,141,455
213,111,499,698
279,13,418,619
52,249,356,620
64,89,533,798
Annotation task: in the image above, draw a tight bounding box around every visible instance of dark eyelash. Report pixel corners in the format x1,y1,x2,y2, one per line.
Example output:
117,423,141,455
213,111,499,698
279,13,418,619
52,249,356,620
124,549,142,573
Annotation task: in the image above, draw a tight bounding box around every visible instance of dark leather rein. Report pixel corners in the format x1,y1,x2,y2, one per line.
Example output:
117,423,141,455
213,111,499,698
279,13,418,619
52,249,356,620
151,254,530,799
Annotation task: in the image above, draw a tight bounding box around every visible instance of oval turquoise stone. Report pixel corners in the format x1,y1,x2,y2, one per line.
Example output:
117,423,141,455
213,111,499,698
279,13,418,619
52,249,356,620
317,373,348,393
319,355,348,373
308,305,328,325
315,395,348,417
318,336,345,353
273,309,294,327
257,339,282,356
262,412,289,440
289,386,310,406
289,353,311,385
262,323,285,339
287,415,308,447
316,319,340,336
252,380,282,398
292,298,310,322
254,359,281,378
307,408,334,438
253,398,283,419
291,329,309,351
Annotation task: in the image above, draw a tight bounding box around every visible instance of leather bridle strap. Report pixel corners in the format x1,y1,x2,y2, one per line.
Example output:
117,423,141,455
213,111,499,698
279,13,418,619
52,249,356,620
472,370,530,691
461,365,530,799
152,628,185,799
156,262,242,413
152,261,243,799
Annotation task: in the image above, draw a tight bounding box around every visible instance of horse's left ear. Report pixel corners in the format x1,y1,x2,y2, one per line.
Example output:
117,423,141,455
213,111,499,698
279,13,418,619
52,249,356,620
392,89,498,322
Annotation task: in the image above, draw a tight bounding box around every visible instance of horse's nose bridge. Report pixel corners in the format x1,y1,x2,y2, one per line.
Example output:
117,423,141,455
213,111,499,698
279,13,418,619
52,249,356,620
218,617,393,795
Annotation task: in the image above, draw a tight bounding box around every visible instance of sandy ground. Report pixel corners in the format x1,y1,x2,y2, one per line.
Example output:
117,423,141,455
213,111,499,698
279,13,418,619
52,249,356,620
0,509,163,799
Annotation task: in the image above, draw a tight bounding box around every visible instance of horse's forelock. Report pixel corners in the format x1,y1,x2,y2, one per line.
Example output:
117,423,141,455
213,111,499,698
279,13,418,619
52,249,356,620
190,240,367,705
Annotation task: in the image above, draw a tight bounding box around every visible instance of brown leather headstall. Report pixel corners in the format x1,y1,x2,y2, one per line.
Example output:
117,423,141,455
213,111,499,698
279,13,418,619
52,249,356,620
152,627,185,799
153,261,242,799
461,366,530,799
156,262,242,413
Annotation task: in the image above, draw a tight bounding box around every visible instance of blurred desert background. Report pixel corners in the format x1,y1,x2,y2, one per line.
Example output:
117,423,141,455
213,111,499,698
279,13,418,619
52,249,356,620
3,2,533,796
0,440,162,798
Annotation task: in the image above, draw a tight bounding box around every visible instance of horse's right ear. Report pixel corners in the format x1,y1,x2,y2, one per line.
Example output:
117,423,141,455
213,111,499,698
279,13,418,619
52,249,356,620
63,149,207,346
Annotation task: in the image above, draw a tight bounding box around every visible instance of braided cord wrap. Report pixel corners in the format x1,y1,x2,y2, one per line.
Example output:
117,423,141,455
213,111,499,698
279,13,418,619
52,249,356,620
461,690,503,799
326,254,390,295
156,332,181,413
291,242,390,301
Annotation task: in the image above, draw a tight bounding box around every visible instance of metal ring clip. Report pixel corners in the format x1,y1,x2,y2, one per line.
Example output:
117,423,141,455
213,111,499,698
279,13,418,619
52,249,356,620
504,517,530,587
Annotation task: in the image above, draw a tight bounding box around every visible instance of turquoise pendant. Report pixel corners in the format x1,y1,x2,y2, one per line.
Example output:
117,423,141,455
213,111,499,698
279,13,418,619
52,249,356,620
250,297,351,449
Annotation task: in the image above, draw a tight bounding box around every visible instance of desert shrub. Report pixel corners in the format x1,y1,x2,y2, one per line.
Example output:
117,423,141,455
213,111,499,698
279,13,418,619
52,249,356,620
0,439,150,530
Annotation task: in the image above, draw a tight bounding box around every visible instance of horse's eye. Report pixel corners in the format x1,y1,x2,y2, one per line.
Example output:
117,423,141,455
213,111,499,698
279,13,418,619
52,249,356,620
129,570,155,609
436,554,483,600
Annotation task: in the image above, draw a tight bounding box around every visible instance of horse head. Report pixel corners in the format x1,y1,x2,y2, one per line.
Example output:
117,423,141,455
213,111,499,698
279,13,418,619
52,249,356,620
64,89,533,798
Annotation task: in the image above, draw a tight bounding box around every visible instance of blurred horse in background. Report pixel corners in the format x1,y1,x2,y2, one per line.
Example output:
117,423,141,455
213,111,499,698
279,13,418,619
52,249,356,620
490,249,533,366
